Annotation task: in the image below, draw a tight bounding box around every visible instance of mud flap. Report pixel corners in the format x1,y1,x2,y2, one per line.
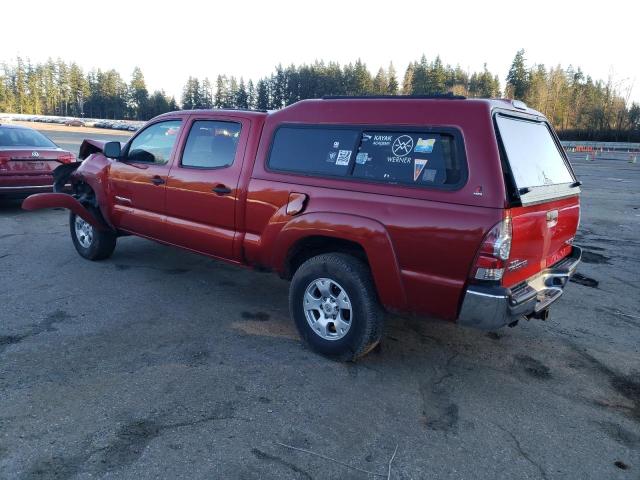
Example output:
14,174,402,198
22,193,108,231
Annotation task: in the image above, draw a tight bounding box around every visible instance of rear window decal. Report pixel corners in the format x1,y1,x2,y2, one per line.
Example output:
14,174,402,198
356,152,370,164
336,150,352,165
391,136,413,157
372,135,392,146
422,168,437,182
414,138,435,154
414,159,428,181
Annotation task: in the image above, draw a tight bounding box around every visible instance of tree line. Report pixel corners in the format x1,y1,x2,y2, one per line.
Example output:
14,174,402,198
1,51,638,141
0,59,178,120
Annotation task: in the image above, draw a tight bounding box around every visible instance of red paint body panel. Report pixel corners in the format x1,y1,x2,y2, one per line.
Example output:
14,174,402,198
22,193,105,229
22,99,580,325
503,195,580,287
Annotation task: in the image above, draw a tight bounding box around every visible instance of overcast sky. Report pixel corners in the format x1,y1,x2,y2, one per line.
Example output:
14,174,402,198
3,0,636,102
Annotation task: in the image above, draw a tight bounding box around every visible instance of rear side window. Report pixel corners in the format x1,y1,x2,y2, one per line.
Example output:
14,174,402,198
267,125,464,188
352,132,459,186
496,115,573,188
182,120,241,168
268,127,360,176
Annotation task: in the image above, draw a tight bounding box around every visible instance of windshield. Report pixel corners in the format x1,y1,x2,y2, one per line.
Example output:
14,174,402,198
496,115,573,189
0,127,57,148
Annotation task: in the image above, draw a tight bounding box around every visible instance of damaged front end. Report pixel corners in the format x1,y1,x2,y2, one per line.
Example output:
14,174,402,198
22,139,116,231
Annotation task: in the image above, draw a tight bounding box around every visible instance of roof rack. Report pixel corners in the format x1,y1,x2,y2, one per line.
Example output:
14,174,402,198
322,93,466,100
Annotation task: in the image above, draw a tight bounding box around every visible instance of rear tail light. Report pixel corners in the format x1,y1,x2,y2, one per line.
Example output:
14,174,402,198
59,153,75,164
471,215,512,282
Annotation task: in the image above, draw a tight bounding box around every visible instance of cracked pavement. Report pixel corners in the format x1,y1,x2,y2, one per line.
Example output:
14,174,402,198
0,132,639,479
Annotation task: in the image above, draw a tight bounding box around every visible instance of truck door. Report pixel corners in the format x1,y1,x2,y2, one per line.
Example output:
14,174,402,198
108,118,183,240
164,116,251,260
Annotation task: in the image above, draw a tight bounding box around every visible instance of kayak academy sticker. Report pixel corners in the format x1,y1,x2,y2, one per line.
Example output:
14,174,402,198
414,158,428,181
372,134,392,146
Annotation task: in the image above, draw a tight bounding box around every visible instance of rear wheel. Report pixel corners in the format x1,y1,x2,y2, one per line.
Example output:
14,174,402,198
70,212,116,260
289,253,384,361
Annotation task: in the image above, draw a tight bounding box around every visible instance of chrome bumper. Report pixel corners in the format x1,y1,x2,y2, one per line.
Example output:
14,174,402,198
457,246,582,330
0,184,55,191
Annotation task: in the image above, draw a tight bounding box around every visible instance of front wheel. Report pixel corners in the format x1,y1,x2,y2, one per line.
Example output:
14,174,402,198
289,253,384,361
70,212,117,260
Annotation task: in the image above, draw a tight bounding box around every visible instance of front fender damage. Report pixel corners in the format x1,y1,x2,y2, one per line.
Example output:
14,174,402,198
22,193,107,230
52,161,82,192
22,140,115,231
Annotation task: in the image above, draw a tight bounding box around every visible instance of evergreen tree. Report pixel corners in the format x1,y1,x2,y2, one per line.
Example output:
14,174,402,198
387,62,398,95
129,66,148,119
15,57,27,114
247,79,256,109
411,56,429,94
226,76,238,108
506,49,530,99
372,67,388,95
256,78,269,110
428,56,446,94
200,77,213,109
214,75,227,109
236,78,248,109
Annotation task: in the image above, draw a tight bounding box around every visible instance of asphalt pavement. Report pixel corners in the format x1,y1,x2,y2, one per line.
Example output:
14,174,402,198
0,129,638,479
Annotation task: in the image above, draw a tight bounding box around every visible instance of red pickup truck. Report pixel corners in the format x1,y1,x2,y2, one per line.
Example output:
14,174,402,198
23,96,582,360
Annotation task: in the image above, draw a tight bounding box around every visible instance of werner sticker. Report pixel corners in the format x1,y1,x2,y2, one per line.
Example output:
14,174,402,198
391,135,414,157
335,150,352,166
414,137,436,154
414,158,428,181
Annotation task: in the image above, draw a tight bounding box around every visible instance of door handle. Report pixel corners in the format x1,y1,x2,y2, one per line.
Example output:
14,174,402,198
212,184,232,195
151,175,165,186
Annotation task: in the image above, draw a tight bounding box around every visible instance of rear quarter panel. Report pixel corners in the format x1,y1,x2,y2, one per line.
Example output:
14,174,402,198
244,179,501,320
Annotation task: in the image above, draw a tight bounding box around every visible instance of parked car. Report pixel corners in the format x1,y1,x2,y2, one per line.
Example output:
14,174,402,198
23,97,582,360
0,123,75,196
65,119,85,127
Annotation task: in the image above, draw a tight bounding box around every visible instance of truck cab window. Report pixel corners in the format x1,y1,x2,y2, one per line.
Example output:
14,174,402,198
181,121,241,168
126,120,182,164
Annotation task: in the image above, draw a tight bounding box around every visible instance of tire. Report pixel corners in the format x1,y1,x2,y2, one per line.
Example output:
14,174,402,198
69,211,117,260
289,253,384,361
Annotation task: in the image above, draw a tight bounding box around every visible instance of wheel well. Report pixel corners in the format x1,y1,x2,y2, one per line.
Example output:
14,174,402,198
284,236,369,280
73,181,98,208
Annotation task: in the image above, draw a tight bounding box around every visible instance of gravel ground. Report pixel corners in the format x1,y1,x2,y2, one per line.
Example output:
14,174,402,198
0,130,638,479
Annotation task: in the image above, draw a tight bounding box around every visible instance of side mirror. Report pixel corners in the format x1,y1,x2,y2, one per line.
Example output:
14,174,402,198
103,141,121,159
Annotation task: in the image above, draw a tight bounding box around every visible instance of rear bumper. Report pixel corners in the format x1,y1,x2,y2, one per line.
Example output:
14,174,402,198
457,246,582,330
0,184,54,193
0,174,55,194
